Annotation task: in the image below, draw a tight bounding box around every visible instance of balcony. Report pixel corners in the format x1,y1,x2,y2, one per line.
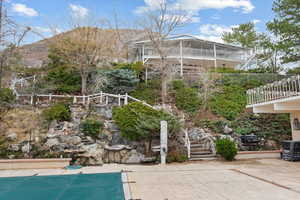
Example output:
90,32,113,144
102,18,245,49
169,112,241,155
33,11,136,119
143,47,247,62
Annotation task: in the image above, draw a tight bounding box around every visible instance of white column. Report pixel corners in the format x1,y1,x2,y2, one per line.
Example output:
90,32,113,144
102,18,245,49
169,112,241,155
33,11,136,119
180,40,183,76
213,43,217,69
145,66,148,83
160,121,168,165
118,94,121,106
142,44,145,64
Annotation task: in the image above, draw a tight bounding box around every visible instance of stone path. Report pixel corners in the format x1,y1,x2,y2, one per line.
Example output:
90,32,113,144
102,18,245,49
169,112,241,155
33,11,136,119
0,159,300,200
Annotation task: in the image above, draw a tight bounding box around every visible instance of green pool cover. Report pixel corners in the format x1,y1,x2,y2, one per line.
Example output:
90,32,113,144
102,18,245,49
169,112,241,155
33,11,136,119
0,173,125,200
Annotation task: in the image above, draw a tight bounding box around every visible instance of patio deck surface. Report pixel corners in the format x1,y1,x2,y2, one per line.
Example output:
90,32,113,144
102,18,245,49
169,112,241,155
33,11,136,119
0,159,300,200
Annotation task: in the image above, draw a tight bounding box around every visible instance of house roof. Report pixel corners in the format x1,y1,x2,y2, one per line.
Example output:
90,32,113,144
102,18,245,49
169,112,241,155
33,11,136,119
135,34,249,50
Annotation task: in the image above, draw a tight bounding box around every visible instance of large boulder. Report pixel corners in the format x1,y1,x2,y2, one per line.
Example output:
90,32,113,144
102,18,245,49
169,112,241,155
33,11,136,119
6,132,17,141
59,135,82,146
124,149,144,164
44,138,60,148
77,143,105,166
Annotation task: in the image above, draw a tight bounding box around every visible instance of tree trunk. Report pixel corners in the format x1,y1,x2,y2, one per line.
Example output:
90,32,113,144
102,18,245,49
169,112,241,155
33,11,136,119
81,74,88,95
161,58,167,107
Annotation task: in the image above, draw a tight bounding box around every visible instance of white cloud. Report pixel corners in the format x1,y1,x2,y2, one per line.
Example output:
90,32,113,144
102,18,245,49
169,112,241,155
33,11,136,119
252,19,261,24
176,0,254,13
198,24,236,43
69,4,89,18
136,0,254,14
12,3,38,17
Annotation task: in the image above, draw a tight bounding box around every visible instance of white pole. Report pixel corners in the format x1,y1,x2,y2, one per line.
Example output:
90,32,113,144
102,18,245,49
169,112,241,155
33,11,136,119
180,40,183,76
30,95,33,105
160,121,168,165
213,43,217,69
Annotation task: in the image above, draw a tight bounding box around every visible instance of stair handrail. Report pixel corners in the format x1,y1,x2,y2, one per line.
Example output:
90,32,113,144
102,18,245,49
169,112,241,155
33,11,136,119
183,128,191,159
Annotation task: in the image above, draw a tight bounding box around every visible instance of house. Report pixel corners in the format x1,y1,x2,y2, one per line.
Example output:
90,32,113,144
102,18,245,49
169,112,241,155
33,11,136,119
132,34,253,76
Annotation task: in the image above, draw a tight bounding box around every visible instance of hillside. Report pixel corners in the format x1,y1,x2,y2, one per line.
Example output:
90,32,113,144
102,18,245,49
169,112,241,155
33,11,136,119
18,28,146,68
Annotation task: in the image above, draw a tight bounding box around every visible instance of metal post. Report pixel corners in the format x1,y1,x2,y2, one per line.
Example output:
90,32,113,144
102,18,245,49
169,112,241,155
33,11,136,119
160,121,168,165
82,96,85,105
106,96,109,105
213,43,217,69
49,93,52,102
145,66,148,83
180,40,183,77
30,95,33,105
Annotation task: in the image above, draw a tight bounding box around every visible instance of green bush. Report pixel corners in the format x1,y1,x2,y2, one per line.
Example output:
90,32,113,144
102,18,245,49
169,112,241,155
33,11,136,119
0,88,15,103
42,103,71,122
167,151,188,163
172,80,201,114
80,119,104,138
99,69,139,94
230,113,291,144
209,85,246,120
130,79,161,105
113,102,181,141
215,138,237,161
45,66,81,94
115,62,145,77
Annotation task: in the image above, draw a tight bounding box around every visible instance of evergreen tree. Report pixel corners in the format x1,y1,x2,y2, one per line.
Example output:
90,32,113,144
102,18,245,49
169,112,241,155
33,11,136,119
267,0,300,63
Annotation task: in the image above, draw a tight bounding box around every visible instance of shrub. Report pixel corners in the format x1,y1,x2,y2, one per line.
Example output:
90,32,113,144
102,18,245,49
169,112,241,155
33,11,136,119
45,66,81,94
0,88,15,103
167,151,188,163
113,102,181,142
99,69,139,94
80,119,104,138
130,79,161,105
209,85,246,120
230,113,291,144
42,103,71,122
115,62,145,77
215,138,237,161
172,80,201,114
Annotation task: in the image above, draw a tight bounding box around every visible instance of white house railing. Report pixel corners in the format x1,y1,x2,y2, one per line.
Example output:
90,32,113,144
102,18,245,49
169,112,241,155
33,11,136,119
247,75,300,106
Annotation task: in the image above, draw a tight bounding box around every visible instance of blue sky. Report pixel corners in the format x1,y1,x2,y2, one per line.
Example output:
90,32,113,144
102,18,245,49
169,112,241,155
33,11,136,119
7,0,276,44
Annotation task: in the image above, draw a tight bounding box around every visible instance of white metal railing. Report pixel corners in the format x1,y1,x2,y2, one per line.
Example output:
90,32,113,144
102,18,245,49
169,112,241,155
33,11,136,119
183,128,191,159
17,92,155,109
144,47,248,62
247,75,300,105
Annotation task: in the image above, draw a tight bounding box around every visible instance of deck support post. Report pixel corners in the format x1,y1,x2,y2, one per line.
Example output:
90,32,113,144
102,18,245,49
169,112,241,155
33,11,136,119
180,40,183,77
213,43,217,69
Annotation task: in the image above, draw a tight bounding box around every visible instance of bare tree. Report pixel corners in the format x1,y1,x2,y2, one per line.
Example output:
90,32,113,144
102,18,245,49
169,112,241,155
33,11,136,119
139,1,188,106
0,0,31,88
50,17,116,95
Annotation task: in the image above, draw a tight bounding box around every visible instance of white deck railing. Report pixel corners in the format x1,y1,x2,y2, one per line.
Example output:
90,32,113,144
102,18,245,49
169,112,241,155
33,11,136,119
17,92,154,109
247,75,300,106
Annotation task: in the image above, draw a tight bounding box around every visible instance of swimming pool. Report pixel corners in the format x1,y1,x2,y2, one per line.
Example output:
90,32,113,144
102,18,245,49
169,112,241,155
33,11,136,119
0,172,125,200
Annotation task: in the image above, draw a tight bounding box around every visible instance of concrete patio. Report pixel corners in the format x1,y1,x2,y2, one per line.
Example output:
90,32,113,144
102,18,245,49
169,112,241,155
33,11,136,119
0,159,300,200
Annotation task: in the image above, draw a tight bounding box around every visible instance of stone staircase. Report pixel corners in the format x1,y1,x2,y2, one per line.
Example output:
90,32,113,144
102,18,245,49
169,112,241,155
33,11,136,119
189,140,216,161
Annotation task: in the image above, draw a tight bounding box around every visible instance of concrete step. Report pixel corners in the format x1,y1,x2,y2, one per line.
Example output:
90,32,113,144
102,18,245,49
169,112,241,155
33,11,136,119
190,144,208,148
191,151,212,155
189,157,217,161
190,154,215,158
